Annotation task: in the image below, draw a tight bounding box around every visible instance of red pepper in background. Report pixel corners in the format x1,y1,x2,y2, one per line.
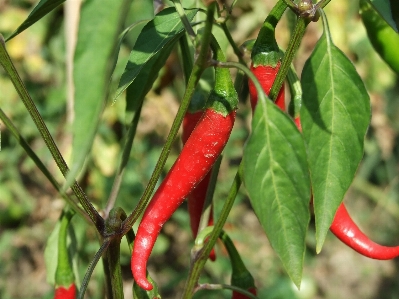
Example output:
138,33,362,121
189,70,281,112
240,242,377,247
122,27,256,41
248,62,285,111
54,209,76,299
182,110,216,261
248,0,287,112
131,38,238,291
54,285,76,299
330,203,399,259
288,69,399,260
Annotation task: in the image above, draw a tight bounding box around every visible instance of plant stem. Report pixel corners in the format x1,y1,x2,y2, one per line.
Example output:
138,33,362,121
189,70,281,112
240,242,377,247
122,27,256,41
0,108,88,219
172,0,196,41
107,238,124,299
122,2,217,233
269,17,307,102
220,22,245,65
179,35,194,85
78,240,110,299
0,35,104,232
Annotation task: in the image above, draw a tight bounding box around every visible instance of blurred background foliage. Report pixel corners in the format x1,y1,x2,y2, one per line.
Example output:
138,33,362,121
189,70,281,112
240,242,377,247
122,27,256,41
0,0,399,298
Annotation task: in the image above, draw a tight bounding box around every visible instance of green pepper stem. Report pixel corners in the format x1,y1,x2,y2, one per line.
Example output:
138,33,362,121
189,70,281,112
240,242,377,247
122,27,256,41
55,209,75,287
216,61,269,105
0,35,104,232
251,0,288,66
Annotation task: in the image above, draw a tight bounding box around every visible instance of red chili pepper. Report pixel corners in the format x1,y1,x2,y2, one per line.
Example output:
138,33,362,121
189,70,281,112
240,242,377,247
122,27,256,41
54,284,76,299
248,62,285,112
183,111,216,261
330,203,399,259
232,288,257,299
248,0,287,112
295,114,399,259
131,39,238,290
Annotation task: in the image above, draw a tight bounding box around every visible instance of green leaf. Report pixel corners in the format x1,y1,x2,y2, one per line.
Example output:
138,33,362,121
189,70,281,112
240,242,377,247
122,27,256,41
115,7,199,99
6,0,65,41
300,12,371,252
44,216,77,286
243,98,311,288
133,272,161,299
370,0,399,32
64,0,132,190
44,221,61,285
125,38,177,123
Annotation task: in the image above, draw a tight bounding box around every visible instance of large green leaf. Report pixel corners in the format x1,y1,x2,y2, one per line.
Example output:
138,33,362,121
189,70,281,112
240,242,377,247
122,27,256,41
115,7,199,99
243,97,311,288
370,0,399,32
6,0,65,41
300,12,371,252
125,38,177,123
64,0,132,190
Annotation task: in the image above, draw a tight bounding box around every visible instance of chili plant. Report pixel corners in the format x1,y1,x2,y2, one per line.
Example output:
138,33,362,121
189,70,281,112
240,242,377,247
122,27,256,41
1,0,399,298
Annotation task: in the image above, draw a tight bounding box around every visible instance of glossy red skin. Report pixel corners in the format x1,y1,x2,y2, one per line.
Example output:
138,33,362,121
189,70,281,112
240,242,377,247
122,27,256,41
183,111,216,261
232,287,257,299
248,62,285,112
132,109,236,290
330,203,399,259
294,117,302,132
54,284,76,299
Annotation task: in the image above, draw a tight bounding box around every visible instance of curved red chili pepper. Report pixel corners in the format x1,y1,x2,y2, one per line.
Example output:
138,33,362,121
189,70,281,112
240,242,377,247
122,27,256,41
54,284,76,299
330,203,399,259
132,109,236,290
183,111,216,261
294,115,399,259
248,62,285,112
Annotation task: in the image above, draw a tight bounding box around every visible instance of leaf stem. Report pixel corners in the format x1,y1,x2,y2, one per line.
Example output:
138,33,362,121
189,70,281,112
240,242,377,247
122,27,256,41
172,0,197,41
269,17,307,102
0,108,88,219
0,35,104,232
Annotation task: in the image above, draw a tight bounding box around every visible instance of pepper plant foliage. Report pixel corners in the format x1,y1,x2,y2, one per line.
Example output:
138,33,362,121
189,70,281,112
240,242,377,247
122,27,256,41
0,0,398,298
